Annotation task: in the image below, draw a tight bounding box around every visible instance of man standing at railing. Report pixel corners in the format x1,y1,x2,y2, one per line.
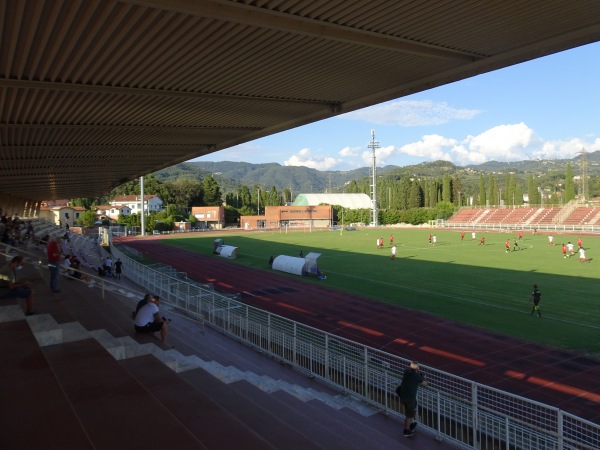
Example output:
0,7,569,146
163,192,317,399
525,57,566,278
397,361,428,438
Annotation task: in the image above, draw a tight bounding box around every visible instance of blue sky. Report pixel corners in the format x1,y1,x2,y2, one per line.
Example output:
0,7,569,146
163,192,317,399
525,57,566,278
195,42,600,172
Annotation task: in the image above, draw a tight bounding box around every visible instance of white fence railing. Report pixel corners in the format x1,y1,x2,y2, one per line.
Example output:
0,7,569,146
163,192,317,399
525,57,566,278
443,221,600,234
110,242,599,450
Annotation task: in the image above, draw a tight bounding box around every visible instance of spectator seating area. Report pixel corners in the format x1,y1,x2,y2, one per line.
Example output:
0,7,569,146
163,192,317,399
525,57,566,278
1,220,426,449
448,206,600,226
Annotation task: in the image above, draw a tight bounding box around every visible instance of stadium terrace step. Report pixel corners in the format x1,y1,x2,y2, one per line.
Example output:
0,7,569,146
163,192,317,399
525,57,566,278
177,365,388,450
1,305,382,419
41,338,206,449
0,319,95,449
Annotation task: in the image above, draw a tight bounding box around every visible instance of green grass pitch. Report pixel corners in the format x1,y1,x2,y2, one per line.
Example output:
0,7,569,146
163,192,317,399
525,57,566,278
160,229,600,355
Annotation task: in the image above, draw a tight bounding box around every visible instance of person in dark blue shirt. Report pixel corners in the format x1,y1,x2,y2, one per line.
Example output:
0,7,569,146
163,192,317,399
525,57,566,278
397,361,428,437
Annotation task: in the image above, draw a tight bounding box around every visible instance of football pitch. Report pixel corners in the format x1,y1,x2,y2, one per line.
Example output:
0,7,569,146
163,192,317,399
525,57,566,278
161,229,600,355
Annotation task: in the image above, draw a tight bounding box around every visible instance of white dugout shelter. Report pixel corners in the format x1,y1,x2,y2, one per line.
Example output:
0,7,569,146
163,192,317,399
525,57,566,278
272,253,321,276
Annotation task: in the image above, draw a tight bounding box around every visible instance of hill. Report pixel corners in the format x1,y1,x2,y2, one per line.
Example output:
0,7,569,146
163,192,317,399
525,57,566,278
153,151,600,194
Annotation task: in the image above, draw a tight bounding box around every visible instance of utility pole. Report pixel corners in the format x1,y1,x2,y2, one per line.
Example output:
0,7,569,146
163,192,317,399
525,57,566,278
367,129,379,226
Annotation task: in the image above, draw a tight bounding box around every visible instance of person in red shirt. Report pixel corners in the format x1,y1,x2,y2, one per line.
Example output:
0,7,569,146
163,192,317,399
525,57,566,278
47,235,62,293
518,231,523,241
479,236,486,245
461,231,465,241
562,243,567,259
505,239,510,253
577,237,583,248
389,234,394,246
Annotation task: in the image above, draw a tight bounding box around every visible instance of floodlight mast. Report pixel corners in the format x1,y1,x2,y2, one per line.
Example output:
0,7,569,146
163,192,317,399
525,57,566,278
367,129,380,226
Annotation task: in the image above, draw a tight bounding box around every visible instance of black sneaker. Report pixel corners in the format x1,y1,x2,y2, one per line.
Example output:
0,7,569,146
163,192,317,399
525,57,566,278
403,429,414,438
410,422,418,431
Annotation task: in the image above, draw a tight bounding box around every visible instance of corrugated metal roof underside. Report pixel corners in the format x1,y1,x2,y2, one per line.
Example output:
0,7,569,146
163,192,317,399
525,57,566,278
1,0,599,200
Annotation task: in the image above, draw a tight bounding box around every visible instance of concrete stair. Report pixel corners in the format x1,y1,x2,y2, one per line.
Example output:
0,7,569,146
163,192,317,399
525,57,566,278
8,307,379,419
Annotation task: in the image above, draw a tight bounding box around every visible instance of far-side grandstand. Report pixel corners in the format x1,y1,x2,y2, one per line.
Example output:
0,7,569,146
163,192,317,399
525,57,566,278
446,204,600,233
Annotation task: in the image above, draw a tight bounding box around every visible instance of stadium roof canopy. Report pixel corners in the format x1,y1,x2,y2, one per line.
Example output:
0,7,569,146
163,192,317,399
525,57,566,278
293,193,372,209
2,1,600,205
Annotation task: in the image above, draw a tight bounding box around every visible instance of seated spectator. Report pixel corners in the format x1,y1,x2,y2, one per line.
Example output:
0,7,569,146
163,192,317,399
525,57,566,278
0,256,37,315
132,293,151,319
62,253,73,276
134,295,169,343
69,256,91,283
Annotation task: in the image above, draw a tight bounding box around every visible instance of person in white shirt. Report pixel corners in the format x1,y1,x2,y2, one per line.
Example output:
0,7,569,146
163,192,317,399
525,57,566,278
134,295,169,342
579,247,589,263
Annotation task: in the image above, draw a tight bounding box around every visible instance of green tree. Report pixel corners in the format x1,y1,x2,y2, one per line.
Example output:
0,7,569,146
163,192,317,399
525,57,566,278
479,174,486,206
452,175,462,206
507,174,516,206
282,188,292,204
442,174,451,203
528,174,539,205
564,163,576,203
487,174,495,205
398,178,411,210
202,175,222,206
429,179,438,207
515,184,524,205
408,181,423,208
79,209,98,228
435,201,455,220
169,178,203,209
268,186,280,206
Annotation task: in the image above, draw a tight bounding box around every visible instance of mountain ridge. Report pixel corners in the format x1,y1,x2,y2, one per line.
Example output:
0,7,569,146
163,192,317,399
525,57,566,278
153,151,600,193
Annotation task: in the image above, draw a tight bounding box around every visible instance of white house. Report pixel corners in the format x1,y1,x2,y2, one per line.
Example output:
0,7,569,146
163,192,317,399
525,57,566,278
96,204,131,221
110,195,163,214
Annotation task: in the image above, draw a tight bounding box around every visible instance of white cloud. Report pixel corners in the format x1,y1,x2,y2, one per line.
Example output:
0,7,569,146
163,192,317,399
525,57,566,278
455,123,537,164
397,135,457,162
284,148,341,170
533,138,600,160
339,146,360,157
360,144,397,166
342,100,481,126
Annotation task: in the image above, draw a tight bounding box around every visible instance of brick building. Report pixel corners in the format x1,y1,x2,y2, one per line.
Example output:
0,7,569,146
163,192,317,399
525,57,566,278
240,205,332,230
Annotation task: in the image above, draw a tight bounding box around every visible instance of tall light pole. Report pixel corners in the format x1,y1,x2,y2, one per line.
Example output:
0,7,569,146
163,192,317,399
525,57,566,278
499,188,502,206
257,188,260,215
367,129,379,226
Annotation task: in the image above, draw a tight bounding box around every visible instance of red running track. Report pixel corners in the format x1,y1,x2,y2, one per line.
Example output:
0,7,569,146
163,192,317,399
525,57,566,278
120,236,600,425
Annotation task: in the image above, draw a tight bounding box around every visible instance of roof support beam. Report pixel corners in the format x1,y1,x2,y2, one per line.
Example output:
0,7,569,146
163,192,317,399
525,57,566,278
0,78,339,108
126,0,483,62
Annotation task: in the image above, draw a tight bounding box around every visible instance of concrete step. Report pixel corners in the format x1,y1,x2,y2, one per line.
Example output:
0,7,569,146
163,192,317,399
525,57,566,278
7,304,378,418
121,355,277,450
42,338,206,449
